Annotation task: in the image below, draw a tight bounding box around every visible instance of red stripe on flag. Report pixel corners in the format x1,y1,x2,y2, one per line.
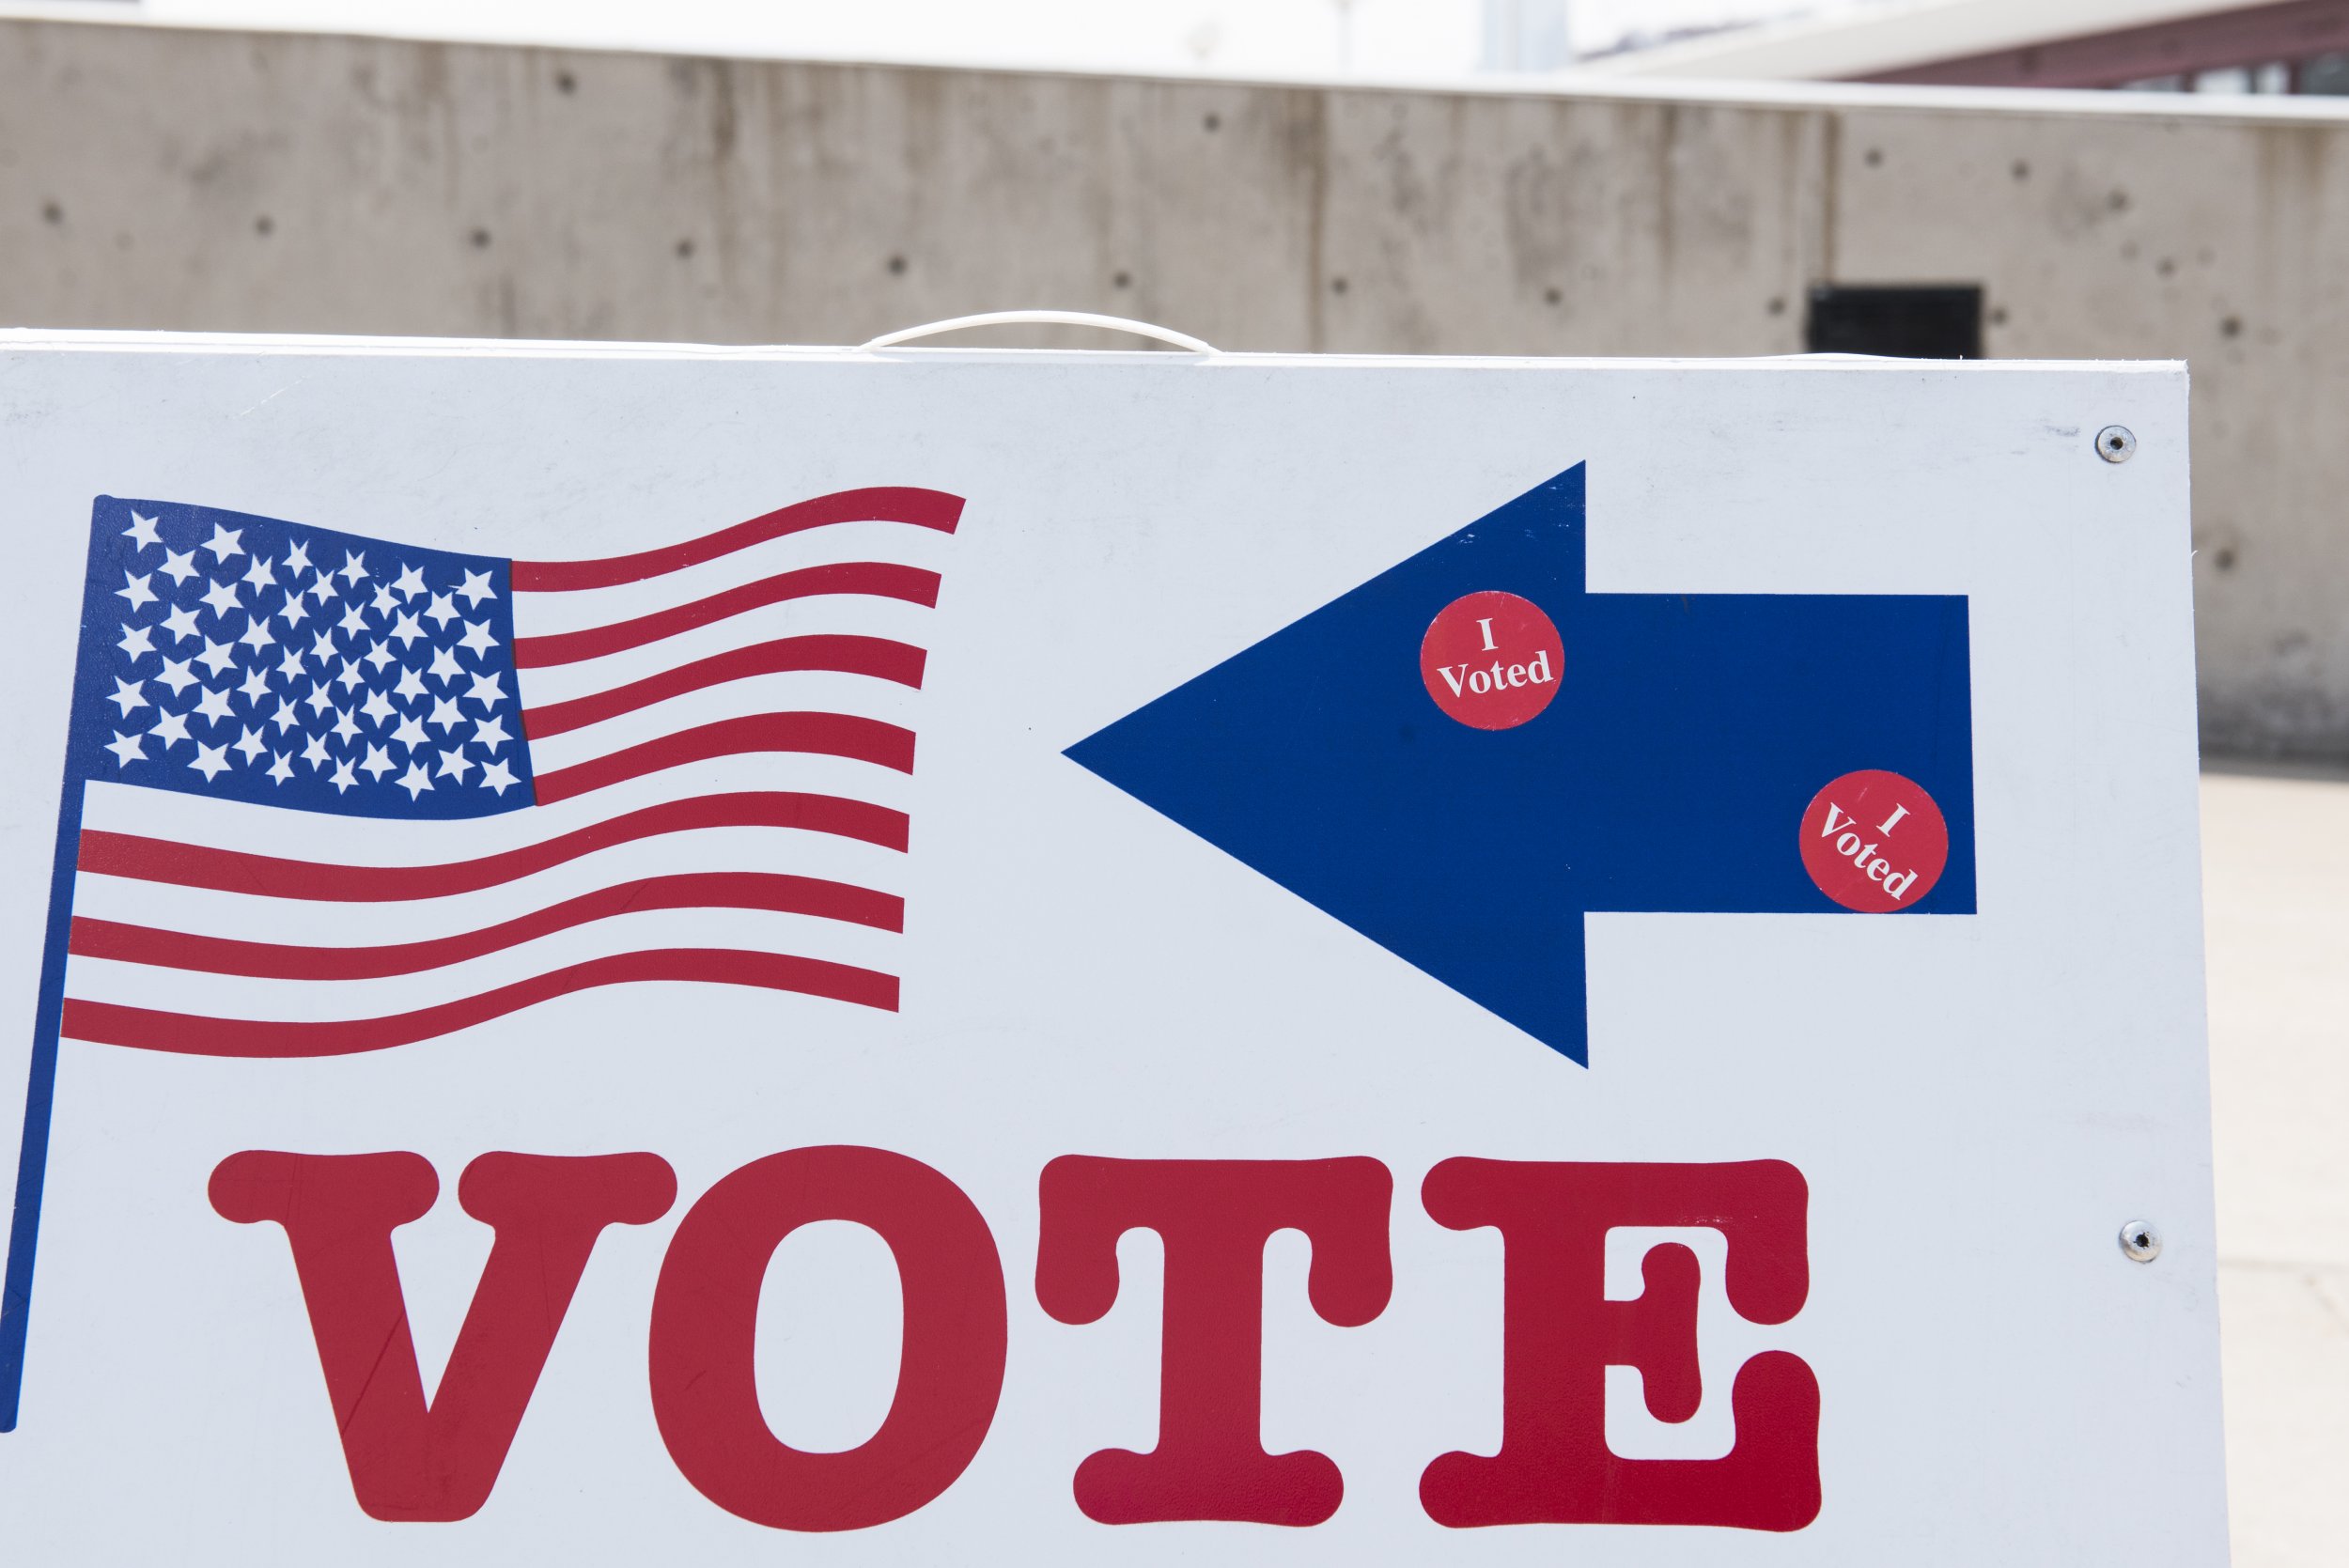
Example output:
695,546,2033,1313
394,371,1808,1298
76,792,907,902
59,948,899,1058
522,635,928,740
531,714,913,805
511,562,941,668
69,871,901,979
511,488,964,592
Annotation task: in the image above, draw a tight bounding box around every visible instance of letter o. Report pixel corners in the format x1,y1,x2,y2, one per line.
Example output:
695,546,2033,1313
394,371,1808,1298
1835,831,1861,858
1470,670,1491,694
649,1147,1008,1531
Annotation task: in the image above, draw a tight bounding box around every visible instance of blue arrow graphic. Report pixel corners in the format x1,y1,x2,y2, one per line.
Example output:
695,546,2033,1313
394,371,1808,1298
1065,464,1975,1065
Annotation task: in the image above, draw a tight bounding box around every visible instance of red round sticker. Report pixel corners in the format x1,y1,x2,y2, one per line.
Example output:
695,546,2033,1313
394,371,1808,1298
1798,770,1949,912
1419,591,1564,730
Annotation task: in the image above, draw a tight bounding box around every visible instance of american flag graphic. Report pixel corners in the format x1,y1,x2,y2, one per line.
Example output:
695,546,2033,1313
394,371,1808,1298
40,488,961,1059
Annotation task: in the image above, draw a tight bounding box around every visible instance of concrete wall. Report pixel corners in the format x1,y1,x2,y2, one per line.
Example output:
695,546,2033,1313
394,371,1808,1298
4,18,2347,754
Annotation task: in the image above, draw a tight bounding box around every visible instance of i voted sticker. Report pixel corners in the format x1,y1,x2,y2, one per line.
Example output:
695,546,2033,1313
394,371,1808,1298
1798,769,1949,911
1419,590,1563,731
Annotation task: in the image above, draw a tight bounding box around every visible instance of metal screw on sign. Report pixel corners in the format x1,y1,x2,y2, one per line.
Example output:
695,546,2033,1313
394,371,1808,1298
2096,426,2138,463
2119,1220,2162,1263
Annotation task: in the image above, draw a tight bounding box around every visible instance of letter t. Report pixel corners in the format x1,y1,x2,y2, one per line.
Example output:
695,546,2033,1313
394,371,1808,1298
1035,1157,1392,1526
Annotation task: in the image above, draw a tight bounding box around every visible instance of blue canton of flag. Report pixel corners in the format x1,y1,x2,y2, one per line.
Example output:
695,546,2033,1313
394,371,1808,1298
76,498,532,815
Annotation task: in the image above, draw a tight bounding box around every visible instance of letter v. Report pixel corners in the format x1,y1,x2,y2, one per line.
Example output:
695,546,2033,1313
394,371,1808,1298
1438,664,1470,696
1819,805,1852,837
210,1150,676,1521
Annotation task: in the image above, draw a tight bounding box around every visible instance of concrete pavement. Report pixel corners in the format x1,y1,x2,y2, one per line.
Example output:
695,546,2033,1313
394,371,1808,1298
2202,765,2349,1567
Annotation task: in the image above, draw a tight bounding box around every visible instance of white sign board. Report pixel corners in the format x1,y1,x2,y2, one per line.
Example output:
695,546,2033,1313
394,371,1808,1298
0,336,2225,1562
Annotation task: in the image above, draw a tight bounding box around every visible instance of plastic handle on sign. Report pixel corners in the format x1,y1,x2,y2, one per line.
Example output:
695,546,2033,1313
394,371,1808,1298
858,311,1221,355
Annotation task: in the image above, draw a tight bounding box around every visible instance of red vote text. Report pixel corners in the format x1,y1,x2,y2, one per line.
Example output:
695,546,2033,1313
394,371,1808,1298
211,1148,1817,1533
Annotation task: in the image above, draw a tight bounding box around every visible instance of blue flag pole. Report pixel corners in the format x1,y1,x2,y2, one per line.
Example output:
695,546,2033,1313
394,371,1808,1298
1,499,116,1431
